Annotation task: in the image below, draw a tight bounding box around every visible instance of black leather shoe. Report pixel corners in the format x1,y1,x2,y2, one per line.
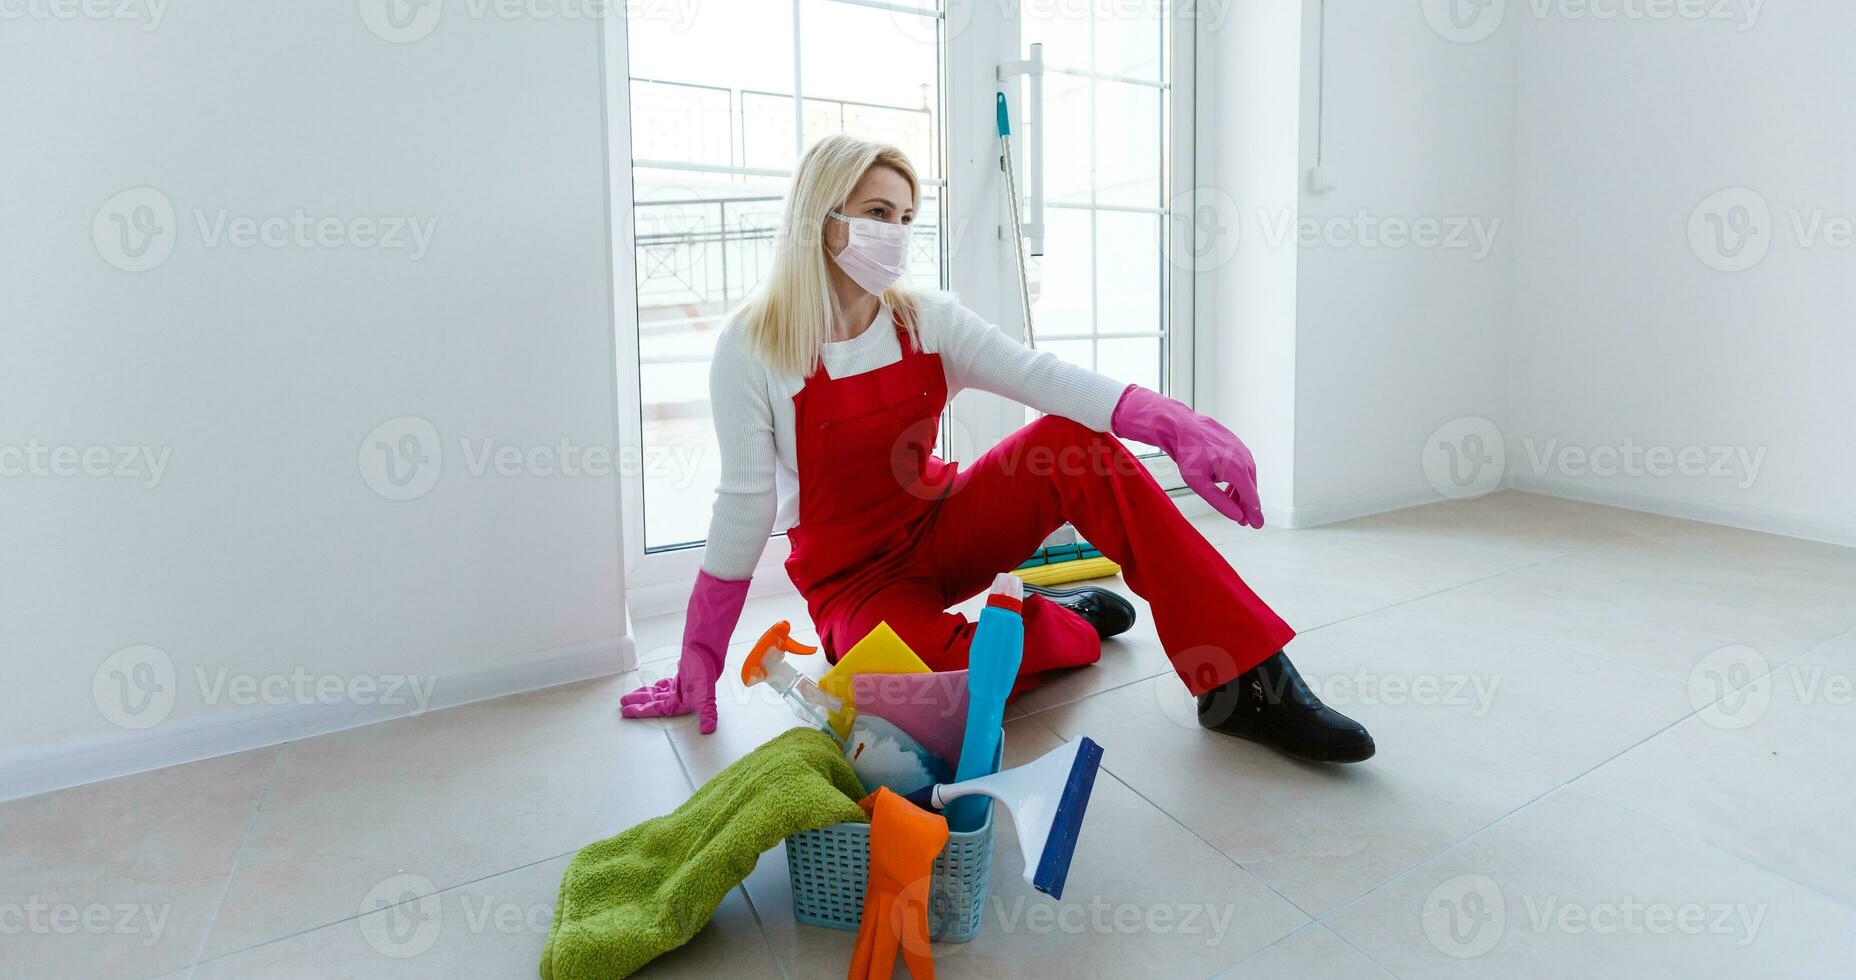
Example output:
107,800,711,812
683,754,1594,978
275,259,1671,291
1198,651,1376,763
1022,584,1137,640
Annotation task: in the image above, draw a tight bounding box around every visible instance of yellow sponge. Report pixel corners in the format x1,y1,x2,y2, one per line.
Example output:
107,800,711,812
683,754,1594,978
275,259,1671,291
1012,556,1121,587
818,622,931,736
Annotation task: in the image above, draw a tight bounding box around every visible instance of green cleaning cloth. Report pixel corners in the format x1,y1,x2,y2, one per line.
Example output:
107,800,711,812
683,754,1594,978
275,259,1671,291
540,727,867,980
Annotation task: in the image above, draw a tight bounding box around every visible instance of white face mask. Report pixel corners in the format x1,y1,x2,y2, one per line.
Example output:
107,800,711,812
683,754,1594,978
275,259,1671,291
827,211,910,297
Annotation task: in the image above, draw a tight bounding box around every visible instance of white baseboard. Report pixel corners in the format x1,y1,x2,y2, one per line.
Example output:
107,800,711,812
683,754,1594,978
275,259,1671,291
1505,474,1856,549
0,634,637,804
1283,485,1449,529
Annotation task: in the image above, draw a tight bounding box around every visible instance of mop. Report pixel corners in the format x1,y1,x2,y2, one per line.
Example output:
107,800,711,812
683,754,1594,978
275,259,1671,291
996,89,1123,588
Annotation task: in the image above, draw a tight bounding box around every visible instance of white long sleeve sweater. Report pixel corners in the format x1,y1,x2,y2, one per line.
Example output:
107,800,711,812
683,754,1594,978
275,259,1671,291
700,291,1129,580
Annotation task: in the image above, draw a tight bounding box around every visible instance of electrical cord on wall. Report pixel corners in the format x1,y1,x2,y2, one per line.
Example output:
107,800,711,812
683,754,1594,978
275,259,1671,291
1311,0,1334,193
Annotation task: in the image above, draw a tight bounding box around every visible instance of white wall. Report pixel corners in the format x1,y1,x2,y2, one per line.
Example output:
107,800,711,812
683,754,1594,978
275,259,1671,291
1197,0,1308,516
1207,2,1845,543
1507,4,1856,543
1199,0,1518,526
1288,0,1518,523
1,1,633,799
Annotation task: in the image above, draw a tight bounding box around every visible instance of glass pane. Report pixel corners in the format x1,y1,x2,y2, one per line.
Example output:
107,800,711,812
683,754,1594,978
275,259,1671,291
1096,9,1162,82
1095,210,1160,332
632,168,786,550
627,0,794,169
799,0,940,180
904,192,945,291
1097,338,1161,393
1021,0,1161,81
628,80,733,169
1017,0,1173,415
1042,73,1091,206
1093,81,1162,208
632,168,784,323
628,2,945,551
1029,207,1092,338
740,91,798,172
1020,4,1089,72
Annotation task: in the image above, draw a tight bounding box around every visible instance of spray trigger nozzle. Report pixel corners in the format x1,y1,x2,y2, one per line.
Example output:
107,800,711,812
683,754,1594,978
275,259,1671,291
741,620,818,686
740,621,844,739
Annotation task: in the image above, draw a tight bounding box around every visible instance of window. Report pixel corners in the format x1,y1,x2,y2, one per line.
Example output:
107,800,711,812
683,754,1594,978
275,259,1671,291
622,0,946,552
607,1,1192,591
1021,5,1173,401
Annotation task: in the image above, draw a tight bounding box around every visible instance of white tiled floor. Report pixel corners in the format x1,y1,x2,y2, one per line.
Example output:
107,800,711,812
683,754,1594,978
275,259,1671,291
7,492,1854,979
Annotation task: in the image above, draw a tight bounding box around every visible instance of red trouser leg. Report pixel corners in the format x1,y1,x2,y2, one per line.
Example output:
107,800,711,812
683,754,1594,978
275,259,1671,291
808,417,1295,697
925,416,1295,696
805,434,1104,696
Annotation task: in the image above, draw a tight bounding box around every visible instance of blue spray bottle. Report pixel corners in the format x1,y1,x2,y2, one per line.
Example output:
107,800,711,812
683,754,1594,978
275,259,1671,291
948,573,1025,831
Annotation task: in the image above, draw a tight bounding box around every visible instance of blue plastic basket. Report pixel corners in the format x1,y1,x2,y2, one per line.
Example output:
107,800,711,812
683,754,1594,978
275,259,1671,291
785,738,1000,944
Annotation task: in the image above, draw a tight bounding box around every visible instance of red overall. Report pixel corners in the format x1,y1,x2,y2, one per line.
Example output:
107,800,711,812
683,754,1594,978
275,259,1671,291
783,314,1296,697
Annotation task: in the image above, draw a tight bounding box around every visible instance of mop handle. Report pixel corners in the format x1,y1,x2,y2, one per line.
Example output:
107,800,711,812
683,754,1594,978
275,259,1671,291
997,92,1036,350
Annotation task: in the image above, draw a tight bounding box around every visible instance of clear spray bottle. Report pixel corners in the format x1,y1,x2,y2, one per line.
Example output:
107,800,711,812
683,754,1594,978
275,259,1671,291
740,621,845,744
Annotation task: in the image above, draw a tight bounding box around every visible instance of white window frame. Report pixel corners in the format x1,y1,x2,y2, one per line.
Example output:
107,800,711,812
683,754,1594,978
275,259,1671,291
602,1,1197,618
948,0,1195,490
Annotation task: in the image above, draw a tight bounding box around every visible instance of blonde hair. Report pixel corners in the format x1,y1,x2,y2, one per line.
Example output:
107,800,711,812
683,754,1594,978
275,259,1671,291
739,135,922,377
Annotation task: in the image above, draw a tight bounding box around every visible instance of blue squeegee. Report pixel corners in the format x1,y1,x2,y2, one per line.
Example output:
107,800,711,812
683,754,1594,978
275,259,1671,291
926,736,1105,899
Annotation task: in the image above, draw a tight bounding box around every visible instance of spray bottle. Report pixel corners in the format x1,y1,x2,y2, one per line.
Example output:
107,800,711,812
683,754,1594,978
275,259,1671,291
948,573,1025,830
740,621,845,742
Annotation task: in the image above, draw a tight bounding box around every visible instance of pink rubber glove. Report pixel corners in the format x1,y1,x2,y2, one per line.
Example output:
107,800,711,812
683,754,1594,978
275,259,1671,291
1111,385,1266,529
619,570,750,734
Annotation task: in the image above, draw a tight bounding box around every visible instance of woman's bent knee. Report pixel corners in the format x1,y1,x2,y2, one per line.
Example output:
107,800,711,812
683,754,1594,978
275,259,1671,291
1016,416,1141,482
